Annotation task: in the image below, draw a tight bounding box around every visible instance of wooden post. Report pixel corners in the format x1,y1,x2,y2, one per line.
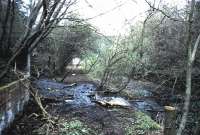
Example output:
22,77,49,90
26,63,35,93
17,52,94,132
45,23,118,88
164,106,176,135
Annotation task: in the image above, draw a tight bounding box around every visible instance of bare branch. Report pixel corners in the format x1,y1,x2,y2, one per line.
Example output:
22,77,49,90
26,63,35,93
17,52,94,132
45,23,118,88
0,0,76,79
144,0,184,22
191,34,200,62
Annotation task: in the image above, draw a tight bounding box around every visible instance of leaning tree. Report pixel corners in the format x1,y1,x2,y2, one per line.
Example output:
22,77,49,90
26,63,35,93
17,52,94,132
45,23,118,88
0,0,76,79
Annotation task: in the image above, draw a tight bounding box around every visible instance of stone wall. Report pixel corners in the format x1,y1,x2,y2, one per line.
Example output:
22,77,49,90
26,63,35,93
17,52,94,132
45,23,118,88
0,78,30,135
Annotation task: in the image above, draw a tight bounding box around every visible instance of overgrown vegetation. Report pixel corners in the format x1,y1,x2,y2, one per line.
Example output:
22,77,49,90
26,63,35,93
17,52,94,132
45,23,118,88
125,111,161,135
1,0,200,135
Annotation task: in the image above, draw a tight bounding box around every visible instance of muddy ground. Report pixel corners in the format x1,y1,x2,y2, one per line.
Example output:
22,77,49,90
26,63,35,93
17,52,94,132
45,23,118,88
3,76,164,135
3,99,162,135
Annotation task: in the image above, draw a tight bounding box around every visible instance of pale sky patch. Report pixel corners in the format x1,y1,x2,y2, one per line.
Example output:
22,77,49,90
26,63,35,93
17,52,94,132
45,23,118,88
74,0,149,35
74,0,187,36
23,0,187,36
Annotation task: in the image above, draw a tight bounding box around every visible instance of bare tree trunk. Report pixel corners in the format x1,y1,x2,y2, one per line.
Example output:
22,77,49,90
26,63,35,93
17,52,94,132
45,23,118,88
0,0,76,79
26,53,31,77
138,12,153,58
0,0,11,57
6,0,15,54
177,32,200,135
177,0,198,134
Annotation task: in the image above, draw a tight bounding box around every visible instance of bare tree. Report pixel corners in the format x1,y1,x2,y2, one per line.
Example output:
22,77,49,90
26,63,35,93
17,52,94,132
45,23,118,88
0,0,76,79
177,1,200,134
144,0,200,134
98,49,127,90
